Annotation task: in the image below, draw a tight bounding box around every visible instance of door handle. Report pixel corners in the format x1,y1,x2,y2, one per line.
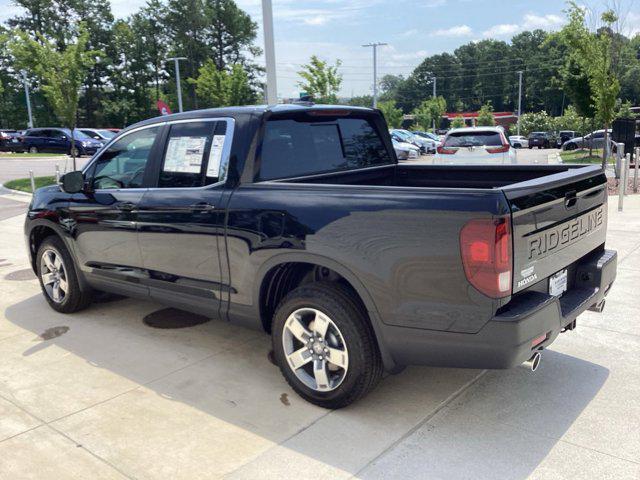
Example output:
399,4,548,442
117,202,136,212
189,202,215,213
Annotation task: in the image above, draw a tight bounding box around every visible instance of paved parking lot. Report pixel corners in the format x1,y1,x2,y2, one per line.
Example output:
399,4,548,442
0,192,639,479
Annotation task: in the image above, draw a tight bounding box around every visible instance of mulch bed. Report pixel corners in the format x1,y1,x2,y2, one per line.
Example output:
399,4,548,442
608,174,640,196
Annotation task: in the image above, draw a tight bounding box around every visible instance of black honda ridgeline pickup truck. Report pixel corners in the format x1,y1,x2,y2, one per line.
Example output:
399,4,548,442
25,105,617,408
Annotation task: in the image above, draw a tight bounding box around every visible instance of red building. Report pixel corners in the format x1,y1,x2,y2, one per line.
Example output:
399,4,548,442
443,111,518,128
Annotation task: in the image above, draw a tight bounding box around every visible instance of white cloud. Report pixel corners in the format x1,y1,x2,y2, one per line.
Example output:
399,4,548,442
431,25,473,37
522,13,564,30
482,12,565,38
482,23,519,37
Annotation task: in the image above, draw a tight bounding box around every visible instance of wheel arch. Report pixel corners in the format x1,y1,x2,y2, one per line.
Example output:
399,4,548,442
255,253,399,372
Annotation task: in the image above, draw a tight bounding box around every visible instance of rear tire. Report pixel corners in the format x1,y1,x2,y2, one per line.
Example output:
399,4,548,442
36,235,93,313
272,282,383,409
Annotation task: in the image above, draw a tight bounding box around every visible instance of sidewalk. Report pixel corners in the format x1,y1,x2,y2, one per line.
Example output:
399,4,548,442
0,197,639,479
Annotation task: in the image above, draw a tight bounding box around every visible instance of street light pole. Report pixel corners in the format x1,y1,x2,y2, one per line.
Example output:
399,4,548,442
262,0,278,104
167,57,187,112
20,70,34,128
432,76,437,131
517,70,523,136
362,42,387,108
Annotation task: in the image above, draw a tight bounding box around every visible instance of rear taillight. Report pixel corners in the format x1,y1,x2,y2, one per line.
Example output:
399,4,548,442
437,146,457,155
460,217,512,298
486,144,510,154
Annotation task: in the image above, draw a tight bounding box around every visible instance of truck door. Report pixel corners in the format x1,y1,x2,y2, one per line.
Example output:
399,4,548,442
137,119,233,317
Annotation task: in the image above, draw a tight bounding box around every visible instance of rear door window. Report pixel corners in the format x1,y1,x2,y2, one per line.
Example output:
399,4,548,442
259,115,392,180
444,131,503,147
157,121,228,188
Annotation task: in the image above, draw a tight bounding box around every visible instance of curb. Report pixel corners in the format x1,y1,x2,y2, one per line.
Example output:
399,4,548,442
0,183,33,199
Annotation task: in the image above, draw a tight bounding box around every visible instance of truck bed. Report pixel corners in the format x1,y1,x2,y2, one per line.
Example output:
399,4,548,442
283,163,591,190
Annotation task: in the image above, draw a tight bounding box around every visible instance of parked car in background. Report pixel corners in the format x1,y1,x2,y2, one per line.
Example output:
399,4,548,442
391,129,436,154
562,130,610,151
413,131,442,150
79,128,118,142
19,128,105,156
436,127,516,164
392,138,420,160
0,129,19,151
557,130,579,148
390,130,424,154
509,135,529,149
527,132,554,149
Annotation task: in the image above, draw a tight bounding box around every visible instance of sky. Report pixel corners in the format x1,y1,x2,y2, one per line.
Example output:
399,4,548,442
1,0,639,98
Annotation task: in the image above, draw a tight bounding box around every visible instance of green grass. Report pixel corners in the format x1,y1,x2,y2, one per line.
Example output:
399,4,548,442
4,176,57,192
0,152,67,158
560,148,614,164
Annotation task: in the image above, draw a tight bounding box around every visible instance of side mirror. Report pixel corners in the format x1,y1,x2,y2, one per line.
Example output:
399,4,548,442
61,171,85,194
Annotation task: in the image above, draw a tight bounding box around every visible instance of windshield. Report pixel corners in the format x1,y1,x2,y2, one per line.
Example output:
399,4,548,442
393,130,414,142
444,131,503,148
70,129,93,140
98,129,117,139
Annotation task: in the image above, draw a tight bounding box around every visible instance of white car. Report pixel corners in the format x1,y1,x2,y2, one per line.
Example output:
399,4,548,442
435,127,517,165
509,135,529,149
392,139,420,160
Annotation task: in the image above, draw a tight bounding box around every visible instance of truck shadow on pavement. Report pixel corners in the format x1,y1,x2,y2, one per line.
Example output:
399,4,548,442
4,294,609,479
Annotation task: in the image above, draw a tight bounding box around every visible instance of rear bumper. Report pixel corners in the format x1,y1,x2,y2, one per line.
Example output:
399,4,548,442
379,248,617,370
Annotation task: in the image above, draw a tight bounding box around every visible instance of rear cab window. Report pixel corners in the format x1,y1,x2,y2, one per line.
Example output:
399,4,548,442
258,111,393,181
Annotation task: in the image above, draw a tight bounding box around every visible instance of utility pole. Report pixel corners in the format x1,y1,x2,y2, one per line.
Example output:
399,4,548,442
517,70,523,136
432,76,437,131
167,57,187,112
362,42,387,108
20,70,33,128
262,0,278,104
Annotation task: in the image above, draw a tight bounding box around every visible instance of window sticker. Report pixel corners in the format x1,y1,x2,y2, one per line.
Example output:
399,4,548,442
164,136,207,173
206,135,226,178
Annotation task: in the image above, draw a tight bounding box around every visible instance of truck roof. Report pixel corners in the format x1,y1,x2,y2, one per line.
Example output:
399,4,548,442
125,104,376,133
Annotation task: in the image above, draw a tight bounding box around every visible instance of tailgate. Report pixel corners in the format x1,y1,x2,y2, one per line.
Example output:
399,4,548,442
502,166,608,293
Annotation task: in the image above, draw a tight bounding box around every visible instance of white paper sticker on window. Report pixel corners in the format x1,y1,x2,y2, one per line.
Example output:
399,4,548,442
206,135,225,178
164,136,207,173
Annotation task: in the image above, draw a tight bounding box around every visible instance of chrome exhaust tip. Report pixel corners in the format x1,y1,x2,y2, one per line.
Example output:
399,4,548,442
521,352,541,372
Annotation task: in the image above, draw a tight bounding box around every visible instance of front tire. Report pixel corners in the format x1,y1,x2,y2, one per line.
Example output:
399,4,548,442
29,146,38,154
36,236,92,313
272,282,382,409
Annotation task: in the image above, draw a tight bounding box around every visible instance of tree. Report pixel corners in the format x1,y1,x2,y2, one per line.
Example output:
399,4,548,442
378,100,403,128
297,55,342,103
412,96,446,131
519,111,554,135
451,116,465,128
189,60,256,108
557,3,621,167
476,103,495,126
615,100,636,119
554,105,585,132
10,26,97,167
347,95,373,107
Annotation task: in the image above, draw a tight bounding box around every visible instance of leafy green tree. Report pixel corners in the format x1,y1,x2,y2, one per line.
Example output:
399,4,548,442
412,96,446,131
190,60,256,107
378,100,403,128
10,26,98,167
615,100,636,119
297,55,342,103
519,111,554,135
476,103,495,126
558,3,620,167
451,116,465,128
554,105,585,132
347,95,373,107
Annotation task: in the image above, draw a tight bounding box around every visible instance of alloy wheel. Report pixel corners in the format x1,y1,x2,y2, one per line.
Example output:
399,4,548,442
282,308,349,392
40,249,68,303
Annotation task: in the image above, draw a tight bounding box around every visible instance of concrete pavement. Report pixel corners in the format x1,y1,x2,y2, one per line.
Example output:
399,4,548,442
0,196,639,479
